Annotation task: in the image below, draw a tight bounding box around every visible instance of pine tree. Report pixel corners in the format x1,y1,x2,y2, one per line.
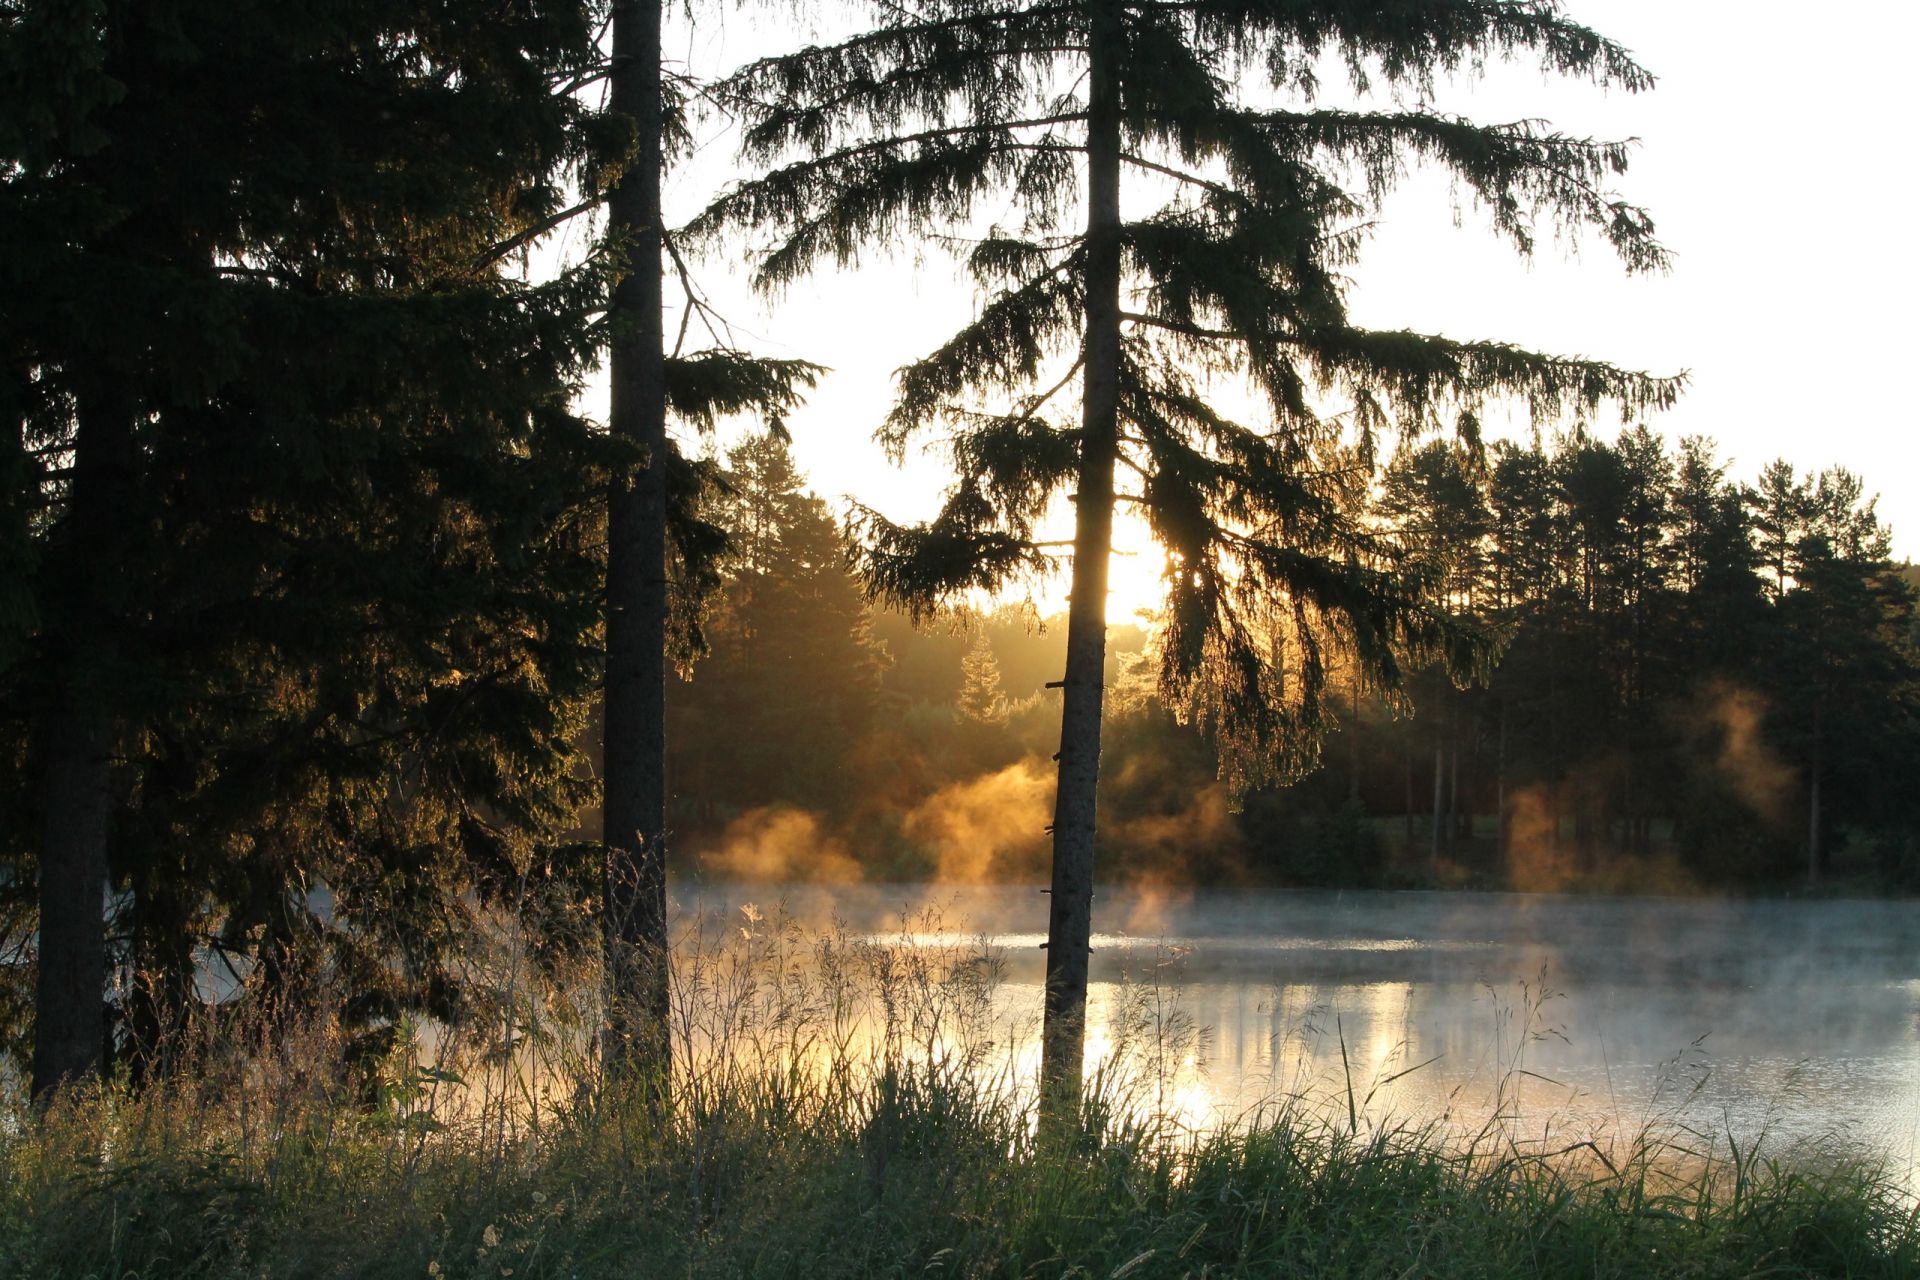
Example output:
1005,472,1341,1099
698,0,1676,1109
1669,437,1763,674
1379,439,1492,613
1378,438,1492,866
1767,470,1910,882
1750,459,1810,604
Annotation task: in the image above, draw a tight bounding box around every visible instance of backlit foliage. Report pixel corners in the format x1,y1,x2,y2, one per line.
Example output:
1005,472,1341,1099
697,0,1680,787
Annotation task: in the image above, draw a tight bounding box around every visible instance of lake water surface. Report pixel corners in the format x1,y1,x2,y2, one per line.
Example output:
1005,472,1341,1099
684,884,1920,1187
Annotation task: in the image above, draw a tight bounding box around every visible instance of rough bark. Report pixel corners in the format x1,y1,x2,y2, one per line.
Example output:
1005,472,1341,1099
1039,0,1122,1119
601,0,672,1083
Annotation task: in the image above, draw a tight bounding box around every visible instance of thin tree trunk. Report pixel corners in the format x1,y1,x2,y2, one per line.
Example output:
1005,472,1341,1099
601,0,671,1084
1403,745,1415,847
1039,0,1122,1120
1807,703,1823,885
33,381,133,1098
1448,737,1460,848
1495,695,1508,865
1546,629,1560,856
1429,735,1443,878
1346,666,1361,805
1807,771,1822,884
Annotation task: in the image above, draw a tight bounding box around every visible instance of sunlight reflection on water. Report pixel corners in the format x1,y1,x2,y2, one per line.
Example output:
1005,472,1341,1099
686,883,1920,1192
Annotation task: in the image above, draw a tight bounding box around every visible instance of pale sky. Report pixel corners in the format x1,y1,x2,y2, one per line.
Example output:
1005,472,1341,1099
562,1,1920,614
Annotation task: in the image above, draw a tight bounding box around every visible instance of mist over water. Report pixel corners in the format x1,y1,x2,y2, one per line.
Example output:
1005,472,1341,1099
680,883,1920,1188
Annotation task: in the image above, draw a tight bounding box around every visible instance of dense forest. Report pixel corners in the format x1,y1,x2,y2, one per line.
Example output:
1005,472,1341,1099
668,431,1920,896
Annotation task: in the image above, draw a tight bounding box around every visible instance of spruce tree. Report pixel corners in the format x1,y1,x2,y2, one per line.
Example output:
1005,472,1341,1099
959,629,1011,726
698,0,1676,1109
669,434,886,830
3,0,625,1092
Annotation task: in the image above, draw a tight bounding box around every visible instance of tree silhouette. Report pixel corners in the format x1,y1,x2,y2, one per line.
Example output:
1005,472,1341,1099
3,0,623,1092
958,629,1011,726
670,435,887,830
598,0,819,1083
1765,469,1913,882
699,0,1677,1111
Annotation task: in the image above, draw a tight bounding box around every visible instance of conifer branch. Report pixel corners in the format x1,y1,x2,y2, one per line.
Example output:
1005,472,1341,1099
471,195,602,275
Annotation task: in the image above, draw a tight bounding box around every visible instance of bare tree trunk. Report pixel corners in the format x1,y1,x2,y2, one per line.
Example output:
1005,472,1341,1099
1429,736,1443,878
1039,0,1122,1122
33,381,133,1098
1403,745,1415,847
602,0,671,1084
1546,631,1560,857
1807,771,1822,884
1495,695,1509,865
1807,703,1824,886
35,707,112,1095
1448,739,1461,848
1346,666,1361,805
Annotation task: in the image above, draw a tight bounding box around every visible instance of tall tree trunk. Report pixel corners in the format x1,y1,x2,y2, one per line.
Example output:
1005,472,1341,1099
1429,735,1443,878
1403,744,1415,847
1346,667,1361,805
1546,628,1560,856
1806,702,1824,886
602,0,671,1084
1039,0,1122,1119
35,705,112,1095
33,381,133,1098
1447,708,1461,848
1807,770,1822,884
1495,695,1508,865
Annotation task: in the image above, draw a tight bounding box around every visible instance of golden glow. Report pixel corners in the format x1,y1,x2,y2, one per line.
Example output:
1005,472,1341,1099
1018,505,1167,626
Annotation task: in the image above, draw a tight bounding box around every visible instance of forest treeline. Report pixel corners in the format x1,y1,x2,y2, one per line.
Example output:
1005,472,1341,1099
670,431,1920,895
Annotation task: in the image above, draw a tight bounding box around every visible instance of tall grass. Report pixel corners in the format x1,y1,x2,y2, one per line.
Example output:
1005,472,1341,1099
2,907,1914,1278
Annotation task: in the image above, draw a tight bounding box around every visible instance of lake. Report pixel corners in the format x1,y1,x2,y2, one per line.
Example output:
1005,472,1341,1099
681,883,1920,1187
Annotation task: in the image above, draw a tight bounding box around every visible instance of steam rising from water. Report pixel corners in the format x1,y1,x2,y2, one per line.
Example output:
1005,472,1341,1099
675,883,1920,1192
900,759,1052,883
1693,679,1797,822
703,806,864,882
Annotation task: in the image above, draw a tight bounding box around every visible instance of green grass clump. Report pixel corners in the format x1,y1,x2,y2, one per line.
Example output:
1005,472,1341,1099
2,916,1913,1278
4,1067,1913,1280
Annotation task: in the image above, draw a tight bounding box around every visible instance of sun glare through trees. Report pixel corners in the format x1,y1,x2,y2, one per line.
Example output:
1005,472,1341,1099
3,3,1919,1276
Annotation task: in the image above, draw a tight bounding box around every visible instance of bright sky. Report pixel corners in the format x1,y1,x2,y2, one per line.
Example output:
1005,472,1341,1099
562,1,1920,618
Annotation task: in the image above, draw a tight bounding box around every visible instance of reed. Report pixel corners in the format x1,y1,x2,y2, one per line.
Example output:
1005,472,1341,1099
3,907,1913,1278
